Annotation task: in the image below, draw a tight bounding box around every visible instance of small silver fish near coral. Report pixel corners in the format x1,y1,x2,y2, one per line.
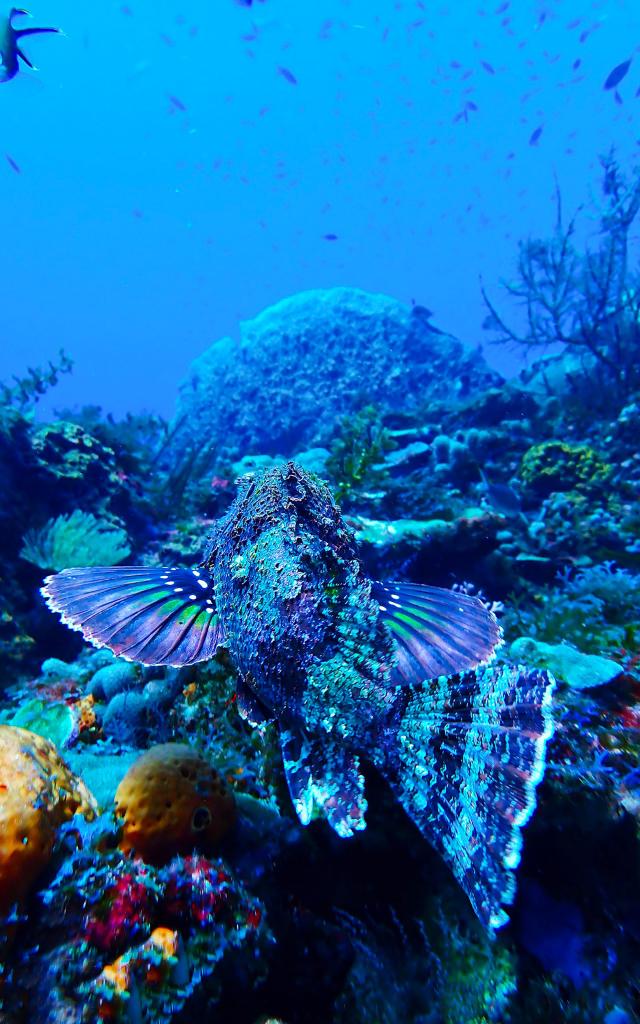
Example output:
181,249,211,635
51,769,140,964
42,463,555,931
478,467,527,522
0,7,60,83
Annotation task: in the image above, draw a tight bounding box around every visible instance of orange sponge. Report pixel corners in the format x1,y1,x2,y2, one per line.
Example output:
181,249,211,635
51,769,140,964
114,743,236,864
0,725,97,913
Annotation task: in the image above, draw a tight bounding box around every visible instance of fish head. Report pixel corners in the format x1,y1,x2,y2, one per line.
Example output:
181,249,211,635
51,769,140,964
208,463,378,721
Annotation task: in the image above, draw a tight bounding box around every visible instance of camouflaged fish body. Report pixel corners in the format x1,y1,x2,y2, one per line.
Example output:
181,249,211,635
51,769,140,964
206,467,396,740
42,462,555,931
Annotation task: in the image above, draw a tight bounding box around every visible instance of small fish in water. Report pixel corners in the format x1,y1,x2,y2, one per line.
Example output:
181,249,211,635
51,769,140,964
277,65,297,85
478,467,525,520
42,464,555,931
0,7,60,83
603,59,631,91
5,152,20,172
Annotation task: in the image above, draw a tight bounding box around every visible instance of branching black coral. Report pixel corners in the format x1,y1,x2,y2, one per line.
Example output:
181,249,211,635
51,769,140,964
482,151,640,407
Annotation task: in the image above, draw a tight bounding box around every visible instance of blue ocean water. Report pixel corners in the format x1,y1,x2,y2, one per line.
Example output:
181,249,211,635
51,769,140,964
1,0,639,415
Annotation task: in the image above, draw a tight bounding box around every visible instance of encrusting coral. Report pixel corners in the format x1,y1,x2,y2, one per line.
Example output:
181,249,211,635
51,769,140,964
519,441,611,497
87,926,189,1022
32,421,119,486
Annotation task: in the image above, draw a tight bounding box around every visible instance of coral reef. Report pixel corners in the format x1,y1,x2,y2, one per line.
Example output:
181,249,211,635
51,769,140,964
4,835,269,1023
1,269,639,1023
161,287,499,503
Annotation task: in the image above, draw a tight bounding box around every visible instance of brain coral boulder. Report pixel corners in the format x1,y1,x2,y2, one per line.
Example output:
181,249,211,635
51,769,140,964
114,743,236,864
163,288,499,487
0,725,97,913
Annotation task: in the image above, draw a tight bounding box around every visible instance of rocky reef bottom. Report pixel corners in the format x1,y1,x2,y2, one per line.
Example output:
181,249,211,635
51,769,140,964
1,285,639,1022
0,633,638,1024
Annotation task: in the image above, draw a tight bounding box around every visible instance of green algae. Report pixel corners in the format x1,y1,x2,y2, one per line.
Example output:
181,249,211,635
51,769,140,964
0,697,75,748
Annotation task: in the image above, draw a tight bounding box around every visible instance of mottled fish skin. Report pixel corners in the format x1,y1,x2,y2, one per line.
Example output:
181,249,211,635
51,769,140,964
204,463,397,741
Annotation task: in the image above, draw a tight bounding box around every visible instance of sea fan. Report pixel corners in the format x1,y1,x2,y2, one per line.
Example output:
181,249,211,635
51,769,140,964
20,510,131,571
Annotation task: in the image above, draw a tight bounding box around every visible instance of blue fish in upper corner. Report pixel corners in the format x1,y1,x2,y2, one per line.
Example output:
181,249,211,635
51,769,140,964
42,463,555,932
0,7,60,83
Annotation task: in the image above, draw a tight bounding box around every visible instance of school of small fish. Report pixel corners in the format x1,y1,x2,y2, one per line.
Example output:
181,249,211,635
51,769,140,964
3,1,637,199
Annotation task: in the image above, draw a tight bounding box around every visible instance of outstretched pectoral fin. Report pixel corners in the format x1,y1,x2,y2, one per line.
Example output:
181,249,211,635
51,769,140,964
42,565,224,666
374,580,502,684
280,728,367,838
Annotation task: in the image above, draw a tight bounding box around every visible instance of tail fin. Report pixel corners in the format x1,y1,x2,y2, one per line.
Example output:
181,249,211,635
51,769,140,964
375,663,555,931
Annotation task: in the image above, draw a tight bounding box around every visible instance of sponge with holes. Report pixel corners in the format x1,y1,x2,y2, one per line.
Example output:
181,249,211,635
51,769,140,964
114,743,236,864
